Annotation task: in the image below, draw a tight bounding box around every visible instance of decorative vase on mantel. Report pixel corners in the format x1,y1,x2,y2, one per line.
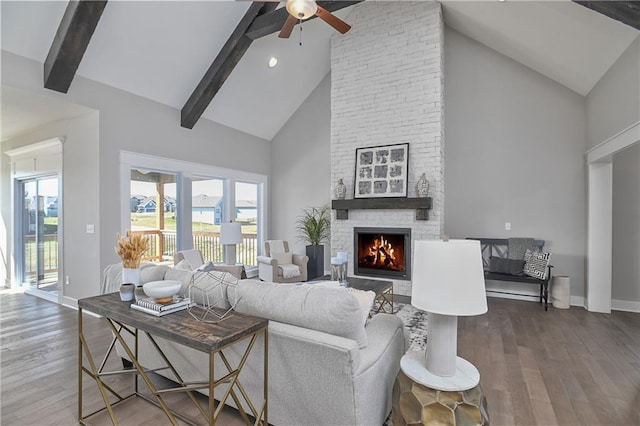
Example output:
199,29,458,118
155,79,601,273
334,179,347,200
416,173,429,198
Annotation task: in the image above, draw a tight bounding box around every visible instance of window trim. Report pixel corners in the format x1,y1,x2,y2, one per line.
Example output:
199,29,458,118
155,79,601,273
120,151,268,271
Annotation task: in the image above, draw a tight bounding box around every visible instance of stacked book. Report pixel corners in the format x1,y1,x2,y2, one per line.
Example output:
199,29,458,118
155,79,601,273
131,296,192,317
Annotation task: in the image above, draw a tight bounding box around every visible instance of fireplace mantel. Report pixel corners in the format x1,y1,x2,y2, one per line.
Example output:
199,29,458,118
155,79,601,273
332,197,432,220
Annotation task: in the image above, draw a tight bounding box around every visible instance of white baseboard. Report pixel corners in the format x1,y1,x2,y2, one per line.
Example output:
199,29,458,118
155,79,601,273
570,295,585,308
62,295,78,309
487,291,640,313
486,290,539,303
486,287,586,308
611,299,640,313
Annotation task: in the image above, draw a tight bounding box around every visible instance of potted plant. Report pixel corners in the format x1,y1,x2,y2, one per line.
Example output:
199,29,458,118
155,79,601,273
296,205,331,280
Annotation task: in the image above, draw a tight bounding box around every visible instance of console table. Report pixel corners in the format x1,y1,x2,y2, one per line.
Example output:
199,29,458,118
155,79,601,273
78,292,268,425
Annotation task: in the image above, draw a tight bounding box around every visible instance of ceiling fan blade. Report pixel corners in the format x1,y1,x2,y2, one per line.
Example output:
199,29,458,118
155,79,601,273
315,5,351,34
279,14,297,38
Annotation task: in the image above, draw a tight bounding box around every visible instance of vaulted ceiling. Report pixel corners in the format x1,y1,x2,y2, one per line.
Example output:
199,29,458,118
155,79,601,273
2,1,638,142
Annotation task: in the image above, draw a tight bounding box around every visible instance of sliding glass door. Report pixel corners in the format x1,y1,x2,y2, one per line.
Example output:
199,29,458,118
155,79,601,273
18,176,59,292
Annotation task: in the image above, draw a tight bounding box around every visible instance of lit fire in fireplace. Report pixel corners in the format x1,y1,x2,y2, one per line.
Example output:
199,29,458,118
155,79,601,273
360,235,401,270
355,227,410,279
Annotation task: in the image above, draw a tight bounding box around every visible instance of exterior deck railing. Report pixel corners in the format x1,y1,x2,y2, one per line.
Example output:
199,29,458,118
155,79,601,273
132,229,257,266
23,233,58,282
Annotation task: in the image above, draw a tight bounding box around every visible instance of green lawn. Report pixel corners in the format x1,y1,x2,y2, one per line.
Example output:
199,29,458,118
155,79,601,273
131,213,256,234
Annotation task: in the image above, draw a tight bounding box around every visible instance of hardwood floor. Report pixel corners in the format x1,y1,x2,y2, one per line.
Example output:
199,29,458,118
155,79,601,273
458,297,640,426
1,289,639,425
0,289,245,426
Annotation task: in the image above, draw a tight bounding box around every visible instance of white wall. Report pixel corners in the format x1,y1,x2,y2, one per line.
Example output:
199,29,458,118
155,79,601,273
586,35,640,311
269,73,331,266
587,37,640,150
612,144,640,307
329,2,445,296
1,51,270,301
444,28,588,298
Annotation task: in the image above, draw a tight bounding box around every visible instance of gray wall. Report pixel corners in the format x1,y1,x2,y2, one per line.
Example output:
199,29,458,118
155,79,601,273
2,51,270,300
443,28,588,298
2,113,100,300
612,144,640,304
270,73,331,269
586,37,640,150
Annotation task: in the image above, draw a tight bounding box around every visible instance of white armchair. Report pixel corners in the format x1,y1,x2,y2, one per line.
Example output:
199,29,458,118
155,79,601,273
257,240,308,283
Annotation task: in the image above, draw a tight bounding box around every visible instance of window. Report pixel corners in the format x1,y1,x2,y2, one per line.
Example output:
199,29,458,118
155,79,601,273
235,182,259,267
130,169,178,263
121,152,267,275
191,177,225,263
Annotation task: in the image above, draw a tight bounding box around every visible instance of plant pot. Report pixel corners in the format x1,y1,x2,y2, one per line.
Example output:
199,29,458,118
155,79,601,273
122,267,140,286
306,245,324,280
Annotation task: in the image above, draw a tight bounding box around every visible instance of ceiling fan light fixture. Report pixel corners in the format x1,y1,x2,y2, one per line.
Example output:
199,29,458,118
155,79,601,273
286,0,317,20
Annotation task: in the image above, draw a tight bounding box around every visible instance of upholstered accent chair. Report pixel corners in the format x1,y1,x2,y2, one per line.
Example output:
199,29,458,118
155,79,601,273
257,240,308,283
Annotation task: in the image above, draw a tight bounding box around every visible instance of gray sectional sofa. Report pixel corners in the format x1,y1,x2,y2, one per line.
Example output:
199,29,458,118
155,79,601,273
101,263,406,425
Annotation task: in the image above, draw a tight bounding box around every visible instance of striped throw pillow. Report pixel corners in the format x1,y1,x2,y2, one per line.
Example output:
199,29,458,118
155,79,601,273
523,249,551,280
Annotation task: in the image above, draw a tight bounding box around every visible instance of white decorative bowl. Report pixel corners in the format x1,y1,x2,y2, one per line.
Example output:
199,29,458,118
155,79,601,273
143,280,181,303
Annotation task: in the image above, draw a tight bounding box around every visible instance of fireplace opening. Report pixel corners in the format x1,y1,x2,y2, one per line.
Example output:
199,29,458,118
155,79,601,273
354,227,411,280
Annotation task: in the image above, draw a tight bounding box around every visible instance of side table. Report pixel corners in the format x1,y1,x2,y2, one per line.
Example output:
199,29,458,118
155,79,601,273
392,369,489,425
392,350,489,425
78,292,268,425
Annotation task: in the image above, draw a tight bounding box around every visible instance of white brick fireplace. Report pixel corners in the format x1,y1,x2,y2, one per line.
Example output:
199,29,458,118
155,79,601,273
330,1,445,296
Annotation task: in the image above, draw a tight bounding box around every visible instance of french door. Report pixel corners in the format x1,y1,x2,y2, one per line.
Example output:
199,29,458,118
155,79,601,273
17,175,60,294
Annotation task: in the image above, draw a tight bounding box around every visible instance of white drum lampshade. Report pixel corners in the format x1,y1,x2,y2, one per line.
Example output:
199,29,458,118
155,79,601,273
411,239,487,316
403,239,488,391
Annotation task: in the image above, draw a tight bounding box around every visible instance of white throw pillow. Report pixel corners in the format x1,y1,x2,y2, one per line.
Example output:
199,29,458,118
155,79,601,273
272,251,293,265
344,288,376,327
174,259,193,271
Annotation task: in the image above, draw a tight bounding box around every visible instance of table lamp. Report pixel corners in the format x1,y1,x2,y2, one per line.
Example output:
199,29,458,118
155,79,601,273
403,238,487,391
220,221,242,265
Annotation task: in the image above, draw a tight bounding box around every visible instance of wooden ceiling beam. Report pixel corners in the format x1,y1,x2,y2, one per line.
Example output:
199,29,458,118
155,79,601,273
181,2,278,129
44,0,108,93
573,1,640,31
245,1,363,40
181,1,362,129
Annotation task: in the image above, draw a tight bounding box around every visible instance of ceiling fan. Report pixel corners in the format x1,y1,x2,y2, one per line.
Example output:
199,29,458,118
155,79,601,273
278,0,352,39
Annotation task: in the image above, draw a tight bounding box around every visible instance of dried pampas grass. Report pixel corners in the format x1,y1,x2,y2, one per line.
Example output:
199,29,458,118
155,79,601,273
115,230,149,269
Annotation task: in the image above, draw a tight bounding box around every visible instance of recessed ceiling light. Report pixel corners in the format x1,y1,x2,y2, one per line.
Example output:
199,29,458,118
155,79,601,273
268,57,278,68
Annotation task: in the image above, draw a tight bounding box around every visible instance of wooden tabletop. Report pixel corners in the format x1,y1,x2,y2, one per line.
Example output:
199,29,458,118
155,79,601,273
78,292,268,353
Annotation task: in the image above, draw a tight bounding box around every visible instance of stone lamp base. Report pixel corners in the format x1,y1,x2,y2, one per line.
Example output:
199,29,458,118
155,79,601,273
392,370,489,426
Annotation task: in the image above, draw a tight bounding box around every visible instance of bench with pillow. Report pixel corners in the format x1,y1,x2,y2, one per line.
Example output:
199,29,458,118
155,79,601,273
467,238,553,310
